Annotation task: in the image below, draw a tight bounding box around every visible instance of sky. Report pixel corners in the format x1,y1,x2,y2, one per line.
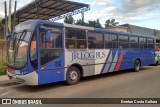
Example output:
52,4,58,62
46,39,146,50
0,0,160,30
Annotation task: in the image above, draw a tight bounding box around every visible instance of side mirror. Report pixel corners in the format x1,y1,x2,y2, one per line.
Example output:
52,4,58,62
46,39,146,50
6,34,11,40
45,30,51,42
6,34,11,46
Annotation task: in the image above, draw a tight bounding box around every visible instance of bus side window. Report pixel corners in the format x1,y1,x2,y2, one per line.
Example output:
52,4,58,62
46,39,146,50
119,35,129,49
40,27,63,65
139,37,147,49
129,36,139,49
147,38,154,49
65,29,86,49
105,33,118,49
88,31,103,49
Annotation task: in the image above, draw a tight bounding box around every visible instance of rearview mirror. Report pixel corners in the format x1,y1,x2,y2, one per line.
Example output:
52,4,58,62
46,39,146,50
45,30,51,42
6,34,11,46
40,26,50,42
6,34,11,40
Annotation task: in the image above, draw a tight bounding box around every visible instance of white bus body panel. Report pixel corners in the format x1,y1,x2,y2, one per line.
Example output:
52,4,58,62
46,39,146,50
64,49,111,79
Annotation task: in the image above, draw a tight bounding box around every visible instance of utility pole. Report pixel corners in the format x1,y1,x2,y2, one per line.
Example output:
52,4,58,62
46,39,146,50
81,12,84,26
4,1,8,36
13,0,17,29
8,0,12,34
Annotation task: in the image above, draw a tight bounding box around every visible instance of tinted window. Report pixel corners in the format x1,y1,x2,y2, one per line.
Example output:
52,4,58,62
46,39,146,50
129,36,138,42
147,38,154,49
40,26,63,65
119,35,128,42
66,29,87,49
40,31,62,49
105,33,118,48
88,31,104,49
66,29,86,39
139,38,147,43
147,38,154,43
119,35,129,49
129,36,139,48
139,37,147,49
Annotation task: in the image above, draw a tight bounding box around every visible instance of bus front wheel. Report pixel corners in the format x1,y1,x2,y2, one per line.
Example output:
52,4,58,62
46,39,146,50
66,66,80,85
134,60,141,72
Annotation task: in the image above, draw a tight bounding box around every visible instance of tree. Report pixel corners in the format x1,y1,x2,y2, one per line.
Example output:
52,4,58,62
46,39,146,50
95,19,102,28
105,19,111,28
87,20,96,27
75,19,83,25
64,15,74,24
105,19,119,28
87,19,102,28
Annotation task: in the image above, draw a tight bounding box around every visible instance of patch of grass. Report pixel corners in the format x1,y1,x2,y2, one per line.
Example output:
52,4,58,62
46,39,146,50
0,61,7,75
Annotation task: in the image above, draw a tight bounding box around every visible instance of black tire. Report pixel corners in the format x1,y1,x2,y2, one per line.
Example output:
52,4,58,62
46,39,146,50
66,66,80,85
134,60,141,72
155,61,159,66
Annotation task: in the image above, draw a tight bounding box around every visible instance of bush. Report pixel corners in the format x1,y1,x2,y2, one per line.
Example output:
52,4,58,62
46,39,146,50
0,61,7,75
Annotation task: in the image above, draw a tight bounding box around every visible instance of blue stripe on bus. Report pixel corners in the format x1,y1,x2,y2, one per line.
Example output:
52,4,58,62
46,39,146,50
100,50,111,74
106,50,117,73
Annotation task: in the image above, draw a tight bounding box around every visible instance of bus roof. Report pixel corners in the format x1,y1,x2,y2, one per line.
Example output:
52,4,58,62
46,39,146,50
33,19,156,39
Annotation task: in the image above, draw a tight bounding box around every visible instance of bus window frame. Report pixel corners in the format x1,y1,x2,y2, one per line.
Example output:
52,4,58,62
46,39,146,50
87,31,104,49
38,25,64,66
65,28,87,50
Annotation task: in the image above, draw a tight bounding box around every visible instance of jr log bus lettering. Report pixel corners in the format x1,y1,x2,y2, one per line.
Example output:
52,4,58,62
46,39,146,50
6,20,155,85
71,51,106,62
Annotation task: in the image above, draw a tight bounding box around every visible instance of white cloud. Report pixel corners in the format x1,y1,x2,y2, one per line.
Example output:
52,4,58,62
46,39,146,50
84,0,160,25
0,0,160,28
89,0,113,7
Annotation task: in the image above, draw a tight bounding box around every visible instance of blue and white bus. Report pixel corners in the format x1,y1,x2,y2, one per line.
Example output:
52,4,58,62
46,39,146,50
6,20,155,85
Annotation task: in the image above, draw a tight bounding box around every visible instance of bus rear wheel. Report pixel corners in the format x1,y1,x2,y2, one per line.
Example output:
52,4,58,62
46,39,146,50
155,61,159,66
134,60,140,72
66,66,80,85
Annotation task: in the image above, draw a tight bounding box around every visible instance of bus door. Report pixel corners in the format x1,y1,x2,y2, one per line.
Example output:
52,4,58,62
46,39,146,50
38,25,64,84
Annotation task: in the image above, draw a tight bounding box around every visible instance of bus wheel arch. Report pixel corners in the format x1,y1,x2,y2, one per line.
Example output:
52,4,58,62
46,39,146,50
155,60,159,66
134,59,141,72
70,64,83,77
66,64,83,85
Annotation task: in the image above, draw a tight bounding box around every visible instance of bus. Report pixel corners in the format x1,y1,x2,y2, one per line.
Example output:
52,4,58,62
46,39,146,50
6,20,155,85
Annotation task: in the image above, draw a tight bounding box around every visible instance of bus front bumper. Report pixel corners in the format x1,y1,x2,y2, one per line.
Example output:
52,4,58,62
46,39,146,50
7,71,38,86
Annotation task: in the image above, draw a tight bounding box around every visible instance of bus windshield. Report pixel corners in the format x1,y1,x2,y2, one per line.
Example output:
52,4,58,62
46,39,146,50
7,20,35,68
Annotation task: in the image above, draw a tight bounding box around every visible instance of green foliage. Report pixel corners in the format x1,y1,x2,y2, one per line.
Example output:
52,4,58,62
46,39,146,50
0,61,7,75
105,19,119,28
75,19,102,28
0,17,18,36
64,15,74,24
0,17,2,21
64,16,119,28
87,19,102,28
75,19,83,25
75,19,88,26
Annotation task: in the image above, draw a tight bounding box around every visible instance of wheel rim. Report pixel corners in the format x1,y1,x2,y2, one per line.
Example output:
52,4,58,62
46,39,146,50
69,70,78,81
